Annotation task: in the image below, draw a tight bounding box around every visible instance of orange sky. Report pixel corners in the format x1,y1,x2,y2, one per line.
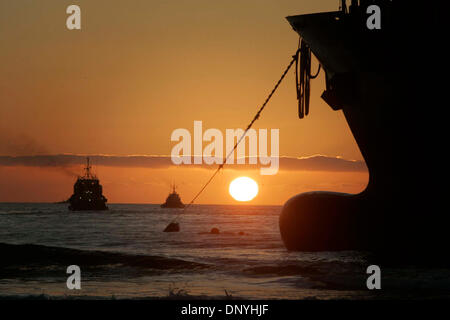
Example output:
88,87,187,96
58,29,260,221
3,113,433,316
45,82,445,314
0,0,368,204
0,165,368,205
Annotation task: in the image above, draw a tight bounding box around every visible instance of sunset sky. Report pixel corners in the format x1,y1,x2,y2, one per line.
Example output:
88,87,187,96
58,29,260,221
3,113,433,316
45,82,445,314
0,0,368,204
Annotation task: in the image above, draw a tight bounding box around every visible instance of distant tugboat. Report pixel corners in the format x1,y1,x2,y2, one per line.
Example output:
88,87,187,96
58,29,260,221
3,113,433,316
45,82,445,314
161,185,185,208
68,157,108,211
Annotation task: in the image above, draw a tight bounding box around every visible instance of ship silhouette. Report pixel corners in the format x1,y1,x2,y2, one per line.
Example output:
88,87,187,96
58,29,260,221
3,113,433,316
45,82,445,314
68,157,108,211
279,0,446,263
161,184,185,208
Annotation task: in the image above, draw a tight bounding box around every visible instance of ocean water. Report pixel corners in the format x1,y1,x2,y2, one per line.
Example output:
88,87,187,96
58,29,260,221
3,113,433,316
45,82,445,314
0,203,449,300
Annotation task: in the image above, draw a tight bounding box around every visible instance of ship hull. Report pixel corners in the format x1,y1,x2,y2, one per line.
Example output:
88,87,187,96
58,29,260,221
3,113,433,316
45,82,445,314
161,204,185,209
280,3,447,262
68,200,108,211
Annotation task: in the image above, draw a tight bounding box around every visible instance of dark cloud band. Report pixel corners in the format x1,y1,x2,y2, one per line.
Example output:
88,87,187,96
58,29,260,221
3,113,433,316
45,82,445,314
0,154,367,173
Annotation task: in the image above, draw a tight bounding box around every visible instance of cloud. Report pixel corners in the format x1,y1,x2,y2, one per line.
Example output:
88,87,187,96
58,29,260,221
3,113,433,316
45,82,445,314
278,155,367,172
0,154,367,172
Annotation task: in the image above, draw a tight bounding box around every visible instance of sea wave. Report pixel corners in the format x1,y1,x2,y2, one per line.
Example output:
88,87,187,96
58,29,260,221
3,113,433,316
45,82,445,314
0,243,209,278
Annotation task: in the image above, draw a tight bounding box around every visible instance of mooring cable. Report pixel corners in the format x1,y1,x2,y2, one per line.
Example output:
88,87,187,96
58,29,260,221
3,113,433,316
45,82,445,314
164,44,311,231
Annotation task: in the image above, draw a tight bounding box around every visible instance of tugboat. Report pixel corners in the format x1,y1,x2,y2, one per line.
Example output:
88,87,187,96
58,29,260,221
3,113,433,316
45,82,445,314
161,185,185,208
68,157,108,211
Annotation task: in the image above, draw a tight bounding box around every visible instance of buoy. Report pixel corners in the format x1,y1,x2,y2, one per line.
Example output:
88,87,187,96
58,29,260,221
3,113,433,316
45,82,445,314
164,222,180,232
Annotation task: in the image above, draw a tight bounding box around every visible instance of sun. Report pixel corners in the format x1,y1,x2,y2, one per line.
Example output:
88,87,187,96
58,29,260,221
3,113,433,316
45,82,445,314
229,177,259,202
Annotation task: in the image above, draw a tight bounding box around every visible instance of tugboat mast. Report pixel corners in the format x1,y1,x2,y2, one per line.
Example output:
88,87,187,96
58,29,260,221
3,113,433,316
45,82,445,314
84,157,92,179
